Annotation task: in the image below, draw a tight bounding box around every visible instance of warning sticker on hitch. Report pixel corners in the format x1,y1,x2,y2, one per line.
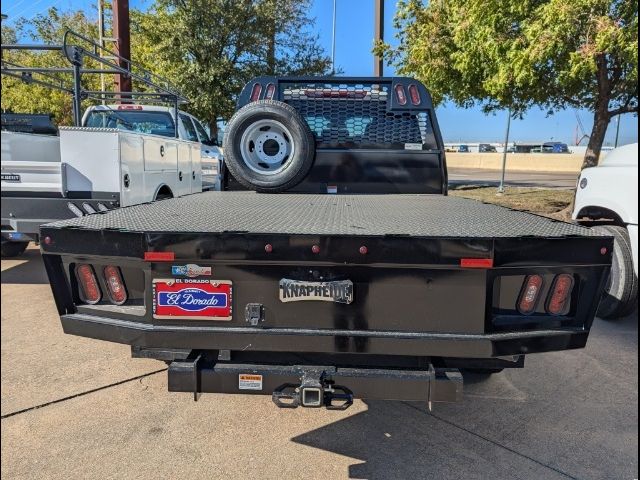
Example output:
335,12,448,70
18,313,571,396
239,374,263,390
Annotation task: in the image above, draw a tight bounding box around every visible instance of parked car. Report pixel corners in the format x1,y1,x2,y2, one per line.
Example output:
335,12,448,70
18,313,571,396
1,105,205,257
1,30,222,257
542,142,569,153
573,142,638,319
85,105,222,191
479,143,497,152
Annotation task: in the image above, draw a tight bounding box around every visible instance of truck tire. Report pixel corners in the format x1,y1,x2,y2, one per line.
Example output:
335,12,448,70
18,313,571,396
1,241,29,258
223,100,315,193
593,225,638,319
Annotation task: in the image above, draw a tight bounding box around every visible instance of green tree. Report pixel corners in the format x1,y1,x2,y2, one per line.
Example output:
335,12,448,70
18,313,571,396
133,0,332,136
377,0,638,168
1,8,106,126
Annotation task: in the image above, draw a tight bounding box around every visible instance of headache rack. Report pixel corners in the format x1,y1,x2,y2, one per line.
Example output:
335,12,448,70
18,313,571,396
1,29,188,137
238,76,442,150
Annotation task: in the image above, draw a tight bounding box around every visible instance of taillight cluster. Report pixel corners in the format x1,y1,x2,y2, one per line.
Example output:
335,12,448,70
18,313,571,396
75,264,128,305
517,274,574,316
394,83,422,106
249,82,276,102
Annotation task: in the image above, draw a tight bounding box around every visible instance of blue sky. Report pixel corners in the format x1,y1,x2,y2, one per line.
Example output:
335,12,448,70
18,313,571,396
2,0,637,145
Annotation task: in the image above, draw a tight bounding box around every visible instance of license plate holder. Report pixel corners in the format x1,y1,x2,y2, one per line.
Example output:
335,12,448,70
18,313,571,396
152,279,232,320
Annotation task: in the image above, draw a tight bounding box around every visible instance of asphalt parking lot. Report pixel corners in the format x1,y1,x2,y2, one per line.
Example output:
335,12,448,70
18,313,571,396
1,246,638,480
448,168,579,189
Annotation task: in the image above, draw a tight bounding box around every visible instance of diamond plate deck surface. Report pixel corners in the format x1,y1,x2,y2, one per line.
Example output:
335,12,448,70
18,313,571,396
46,192,596,238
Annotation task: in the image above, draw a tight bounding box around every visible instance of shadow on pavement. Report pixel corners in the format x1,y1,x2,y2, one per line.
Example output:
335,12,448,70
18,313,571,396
292,312,638,479
290,396,537,480
1,247,49,285
292,400,441,479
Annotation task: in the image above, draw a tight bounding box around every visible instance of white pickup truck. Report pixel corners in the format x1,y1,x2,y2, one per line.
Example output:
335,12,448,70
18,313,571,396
573,143,638,319
1,105,222,257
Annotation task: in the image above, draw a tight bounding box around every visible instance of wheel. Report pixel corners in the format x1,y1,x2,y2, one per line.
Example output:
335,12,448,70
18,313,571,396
154,187,173,201
593,225,638,319
223,100,315,193
1,241,29,258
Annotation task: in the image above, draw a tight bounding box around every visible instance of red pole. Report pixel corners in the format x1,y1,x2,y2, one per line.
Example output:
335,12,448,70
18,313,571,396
113,0,132,95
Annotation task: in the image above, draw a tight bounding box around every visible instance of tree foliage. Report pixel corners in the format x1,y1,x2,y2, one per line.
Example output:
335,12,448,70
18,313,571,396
2,0,331,132
132,0,332,134
377,0,638,167
1,8,106,126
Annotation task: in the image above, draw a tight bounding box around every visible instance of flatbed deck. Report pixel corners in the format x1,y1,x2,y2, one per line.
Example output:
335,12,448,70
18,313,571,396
47,191,594,239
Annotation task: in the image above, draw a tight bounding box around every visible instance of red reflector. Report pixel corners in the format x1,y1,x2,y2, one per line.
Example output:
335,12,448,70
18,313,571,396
408,84,421,105
144,251,175,261
546,274,574,316
394,84,407,105
460,258,493,268
265,83,276,99
76,264,101,304
103,265,127,305
250,83,262,102
517,275,544,315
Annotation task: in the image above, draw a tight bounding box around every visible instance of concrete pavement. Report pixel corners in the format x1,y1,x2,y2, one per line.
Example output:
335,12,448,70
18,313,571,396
1,247,638,479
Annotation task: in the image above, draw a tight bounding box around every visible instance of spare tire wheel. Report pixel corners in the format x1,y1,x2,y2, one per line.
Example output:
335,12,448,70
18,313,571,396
223,100,315,192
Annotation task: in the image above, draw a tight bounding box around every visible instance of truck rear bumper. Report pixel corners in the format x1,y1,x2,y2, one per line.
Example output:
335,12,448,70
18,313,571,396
60,313,589,358
1,193,119,236
168,354,463,407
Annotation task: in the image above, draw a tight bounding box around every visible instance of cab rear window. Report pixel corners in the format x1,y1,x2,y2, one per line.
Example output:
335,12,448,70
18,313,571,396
84,110,176,137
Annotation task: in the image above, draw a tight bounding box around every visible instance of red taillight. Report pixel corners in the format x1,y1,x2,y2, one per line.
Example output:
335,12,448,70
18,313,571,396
250,83,262,102
117,105,143,110
265,83,276,100
76,264,101,304
408,84,421,105
394,84,407,105
546,274,574,316
103,266,127,305
518,275,543,315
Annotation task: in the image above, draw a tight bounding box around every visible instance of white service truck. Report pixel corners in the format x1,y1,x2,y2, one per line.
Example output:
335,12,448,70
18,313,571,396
1,105,221,257
573,142,638,319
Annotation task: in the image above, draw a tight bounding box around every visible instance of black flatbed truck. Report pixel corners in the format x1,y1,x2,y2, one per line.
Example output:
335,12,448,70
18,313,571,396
40,77,612,409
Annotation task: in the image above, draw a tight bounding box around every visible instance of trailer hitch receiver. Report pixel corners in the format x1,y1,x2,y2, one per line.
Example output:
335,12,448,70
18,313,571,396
272,369,353,410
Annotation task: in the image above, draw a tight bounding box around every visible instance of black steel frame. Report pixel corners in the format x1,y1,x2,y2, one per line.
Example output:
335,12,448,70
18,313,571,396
1,29,188,137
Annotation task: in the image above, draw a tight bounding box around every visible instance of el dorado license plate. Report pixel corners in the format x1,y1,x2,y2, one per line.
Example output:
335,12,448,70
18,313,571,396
152,279,232,320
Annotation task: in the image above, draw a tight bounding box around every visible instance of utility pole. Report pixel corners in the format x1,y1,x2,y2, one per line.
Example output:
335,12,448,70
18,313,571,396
614,114,621,148
330,0,337,74
112,0,132,95
373,0,384,76
497,109,512,195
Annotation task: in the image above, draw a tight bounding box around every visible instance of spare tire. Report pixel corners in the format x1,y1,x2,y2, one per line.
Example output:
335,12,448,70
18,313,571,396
223,100,315,192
